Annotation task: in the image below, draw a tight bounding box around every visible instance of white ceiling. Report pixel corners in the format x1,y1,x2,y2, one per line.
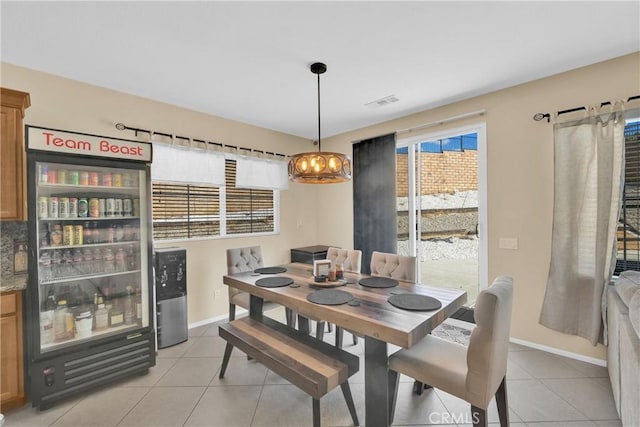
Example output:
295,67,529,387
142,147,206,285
1,1,639,140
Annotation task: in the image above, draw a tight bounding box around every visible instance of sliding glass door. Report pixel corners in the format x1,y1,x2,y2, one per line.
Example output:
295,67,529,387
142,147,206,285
396,123,487,305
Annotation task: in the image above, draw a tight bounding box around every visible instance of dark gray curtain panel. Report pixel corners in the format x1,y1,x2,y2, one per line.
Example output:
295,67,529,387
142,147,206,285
353,133,397,274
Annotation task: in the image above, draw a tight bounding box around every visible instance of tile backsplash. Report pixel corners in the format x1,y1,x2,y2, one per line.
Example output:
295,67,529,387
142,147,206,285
1,221,29,291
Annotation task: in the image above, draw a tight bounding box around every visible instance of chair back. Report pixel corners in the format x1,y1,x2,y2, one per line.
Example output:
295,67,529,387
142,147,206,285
326,247,362,273
369,251,416,281
226,246,264,274
465,276,513,408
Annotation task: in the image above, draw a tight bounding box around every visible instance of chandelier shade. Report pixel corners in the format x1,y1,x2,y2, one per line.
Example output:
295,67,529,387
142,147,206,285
288,62,352,184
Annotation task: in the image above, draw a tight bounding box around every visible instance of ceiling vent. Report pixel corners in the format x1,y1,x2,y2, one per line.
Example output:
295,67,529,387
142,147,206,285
365,95,399,108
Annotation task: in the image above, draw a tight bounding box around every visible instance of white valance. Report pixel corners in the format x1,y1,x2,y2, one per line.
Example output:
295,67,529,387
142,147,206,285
151,143,225,186
235,156,289,191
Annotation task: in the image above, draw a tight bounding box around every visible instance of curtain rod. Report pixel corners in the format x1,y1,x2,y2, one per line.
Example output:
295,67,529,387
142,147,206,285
533,95,640,123
114,122,287,159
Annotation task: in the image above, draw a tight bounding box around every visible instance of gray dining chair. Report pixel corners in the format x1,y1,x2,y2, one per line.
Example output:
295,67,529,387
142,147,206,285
226,246,294,326
370,251,416,282
387,276,514,427
325,247,362,347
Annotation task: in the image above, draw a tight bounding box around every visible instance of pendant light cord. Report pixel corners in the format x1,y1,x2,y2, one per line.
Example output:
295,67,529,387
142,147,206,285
317,71,322,152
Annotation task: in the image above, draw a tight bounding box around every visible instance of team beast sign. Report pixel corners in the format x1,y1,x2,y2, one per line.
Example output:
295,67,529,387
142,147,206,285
26,126,152,162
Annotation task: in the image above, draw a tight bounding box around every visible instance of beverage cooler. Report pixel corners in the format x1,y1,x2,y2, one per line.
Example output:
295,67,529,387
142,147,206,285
24,126,155,409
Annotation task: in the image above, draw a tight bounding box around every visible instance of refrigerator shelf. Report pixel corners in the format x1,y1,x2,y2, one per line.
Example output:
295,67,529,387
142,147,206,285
38,183,139,192
40,241,140,251
39,216,140,222
39,269,142,285
40,323,141,353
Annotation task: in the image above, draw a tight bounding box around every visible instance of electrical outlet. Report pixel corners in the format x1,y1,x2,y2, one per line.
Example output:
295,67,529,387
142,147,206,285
214,289,222,299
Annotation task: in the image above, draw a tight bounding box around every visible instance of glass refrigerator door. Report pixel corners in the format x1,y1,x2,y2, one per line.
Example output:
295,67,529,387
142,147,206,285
35,162,150,353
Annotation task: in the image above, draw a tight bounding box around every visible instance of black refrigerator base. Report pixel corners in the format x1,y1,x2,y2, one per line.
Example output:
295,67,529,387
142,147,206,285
29,329,155,410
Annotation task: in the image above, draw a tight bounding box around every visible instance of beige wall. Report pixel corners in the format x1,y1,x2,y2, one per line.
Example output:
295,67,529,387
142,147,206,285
1,63,320,325
4,53,639,360
318,52,640,360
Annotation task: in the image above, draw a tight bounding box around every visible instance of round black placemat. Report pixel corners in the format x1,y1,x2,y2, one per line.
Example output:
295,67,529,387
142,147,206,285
307,289,354,305
359,277,399,288
255,277,294,288
254,266,287,274
387,294,442,311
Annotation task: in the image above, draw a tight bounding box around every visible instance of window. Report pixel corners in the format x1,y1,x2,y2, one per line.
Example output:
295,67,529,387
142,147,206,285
616,119,640,274
152,159,277,240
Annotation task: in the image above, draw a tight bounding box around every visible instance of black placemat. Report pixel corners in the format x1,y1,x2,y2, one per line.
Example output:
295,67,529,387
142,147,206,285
307,289,354,305
387,294,442,311
255,277,294,288
359,277,399,288
254,266,287,274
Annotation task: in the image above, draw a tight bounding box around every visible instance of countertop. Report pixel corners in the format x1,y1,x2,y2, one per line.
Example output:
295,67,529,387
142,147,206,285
0,275,27,292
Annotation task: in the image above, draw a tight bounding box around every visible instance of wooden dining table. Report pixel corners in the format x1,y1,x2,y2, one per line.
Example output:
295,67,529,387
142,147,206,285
223,262,467,427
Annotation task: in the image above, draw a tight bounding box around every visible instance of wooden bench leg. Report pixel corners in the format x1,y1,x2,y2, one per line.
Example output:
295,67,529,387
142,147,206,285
341,382,359,426
219,342,234,378
312,398,321,427
316,321,325,341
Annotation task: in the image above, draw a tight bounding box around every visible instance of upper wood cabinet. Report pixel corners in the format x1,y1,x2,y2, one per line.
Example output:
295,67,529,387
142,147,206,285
1,88,31,221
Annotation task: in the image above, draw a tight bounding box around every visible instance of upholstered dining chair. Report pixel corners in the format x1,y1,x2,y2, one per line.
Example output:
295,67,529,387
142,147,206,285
325,247,363,347
387,276,514,427
370,251,417,281
226,246,294,327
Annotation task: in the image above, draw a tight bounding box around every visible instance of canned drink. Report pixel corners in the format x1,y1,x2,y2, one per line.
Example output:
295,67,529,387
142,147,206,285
48,197,59,218
114,199,123,216
123,199,133,216
98,199,106,217
79,171,89,186
40,165,49,183
69,198,78,217
78,198,89,218
122,173,132,187
105,198,116,217
39,196,48,218
101,172,112,187
68,170,79,185
73,225,83,245
57,169,67,184
112,173,122,187
59,197,70,218
89,198,100,218
89,172,99,186
63,225,74,246
133,199,140,217
48,169,57,184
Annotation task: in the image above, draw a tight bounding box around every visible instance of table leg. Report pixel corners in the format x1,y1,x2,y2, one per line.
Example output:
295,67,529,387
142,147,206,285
249,295,264,317
297,315,310,334
365,336,389,427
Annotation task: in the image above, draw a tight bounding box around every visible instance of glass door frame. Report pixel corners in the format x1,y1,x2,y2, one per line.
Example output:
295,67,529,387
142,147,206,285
397,121,488,293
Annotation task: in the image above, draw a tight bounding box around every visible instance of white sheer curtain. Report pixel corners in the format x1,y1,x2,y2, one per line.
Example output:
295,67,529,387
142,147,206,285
540,106,625,345
151,143,225,186
234,156,289,190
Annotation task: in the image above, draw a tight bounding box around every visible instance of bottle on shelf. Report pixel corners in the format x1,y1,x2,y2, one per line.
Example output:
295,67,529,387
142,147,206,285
83,221,92,244
72,249,84,276
50,224,63,247
94,296,109,330
61,249,73,277
92,248,103,274
91,221,101,244
40,223,50,247
39,251,51,282
109,302,124,327
40,287,57,345
135,287,142,324
82,248,94,275
124,286,135,325
54,299,70,341
103,248,115,273
115,248,127,272
50,250,62,279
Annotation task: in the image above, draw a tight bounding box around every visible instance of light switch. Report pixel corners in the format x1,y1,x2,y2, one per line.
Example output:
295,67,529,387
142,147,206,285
499,237,518,250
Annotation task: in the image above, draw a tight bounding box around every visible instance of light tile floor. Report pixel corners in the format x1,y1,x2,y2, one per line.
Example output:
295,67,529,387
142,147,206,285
5,308,621,427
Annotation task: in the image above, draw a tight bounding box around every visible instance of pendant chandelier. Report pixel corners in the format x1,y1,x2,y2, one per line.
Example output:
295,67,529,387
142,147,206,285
288,62,352,184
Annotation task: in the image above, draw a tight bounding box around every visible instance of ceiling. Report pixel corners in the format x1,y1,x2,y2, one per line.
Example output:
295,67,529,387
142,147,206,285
1,1,639,140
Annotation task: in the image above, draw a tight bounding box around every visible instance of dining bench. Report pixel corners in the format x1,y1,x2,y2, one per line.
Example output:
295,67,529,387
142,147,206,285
218,315,360,427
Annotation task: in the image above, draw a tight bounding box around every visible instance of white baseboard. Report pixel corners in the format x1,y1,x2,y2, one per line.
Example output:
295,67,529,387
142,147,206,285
509,336,607,367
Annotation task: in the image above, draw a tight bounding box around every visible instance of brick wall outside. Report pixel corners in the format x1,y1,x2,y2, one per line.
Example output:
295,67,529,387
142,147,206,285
396,150,478,197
